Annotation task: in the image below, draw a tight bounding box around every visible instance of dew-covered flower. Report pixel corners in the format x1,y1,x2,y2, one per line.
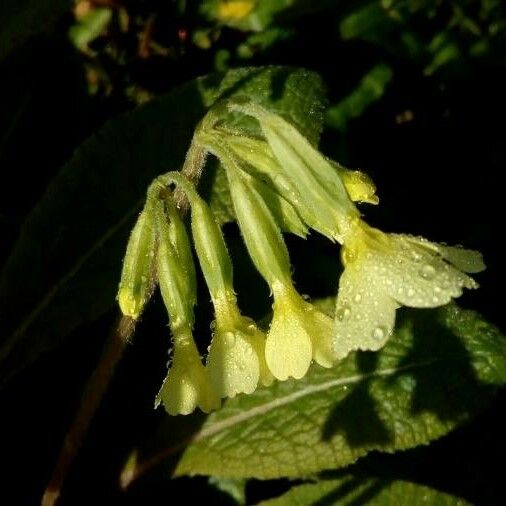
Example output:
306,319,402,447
152,189,220,415
202,149,337,380
207,296,273,397
333,218,485,358
156,328,220,415
165,171,272,398
267,281,335,380
220,100,485,361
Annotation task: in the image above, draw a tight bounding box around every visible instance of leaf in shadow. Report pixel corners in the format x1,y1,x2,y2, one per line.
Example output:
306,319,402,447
388,308,490,424
321,353,391,447
258,476,469,505
0,66,325,386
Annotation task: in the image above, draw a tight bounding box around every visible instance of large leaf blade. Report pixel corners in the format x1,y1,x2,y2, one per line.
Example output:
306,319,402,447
173,304,506,478
0,66,325,385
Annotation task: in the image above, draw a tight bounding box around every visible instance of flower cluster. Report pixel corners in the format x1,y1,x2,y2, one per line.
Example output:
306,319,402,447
117,99,484,415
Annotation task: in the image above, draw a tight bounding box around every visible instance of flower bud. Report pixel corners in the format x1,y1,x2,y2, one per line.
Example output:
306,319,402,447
225,160,293,287
156,202,196,330
117,207,156,319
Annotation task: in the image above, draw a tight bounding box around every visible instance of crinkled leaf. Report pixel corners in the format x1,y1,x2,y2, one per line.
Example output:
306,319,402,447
259,477,468,505
0,66,325,385
172,304,506,478
0,0,71,62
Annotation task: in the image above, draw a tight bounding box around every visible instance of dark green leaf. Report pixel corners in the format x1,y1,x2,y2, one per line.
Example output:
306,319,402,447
174,304,506,478
259,477,469,505
326,64,393,131
0,66,325,385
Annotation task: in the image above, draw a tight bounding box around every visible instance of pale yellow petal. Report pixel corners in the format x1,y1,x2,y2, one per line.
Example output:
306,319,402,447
375,235,478,308
334,265,398,359
266,304,312,381
304,304,336,368
206,330,260,398
157,338,220,415
425,240,485,274
248,327,275,386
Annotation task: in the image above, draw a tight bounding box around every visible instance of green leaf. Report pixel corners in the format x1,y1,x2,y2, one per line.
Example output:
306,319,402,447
339,2,425,62
259,477,469,505
174,304,506,478
208,476,247,505
0,0,72,62
326,64,393,131
0,66,325,385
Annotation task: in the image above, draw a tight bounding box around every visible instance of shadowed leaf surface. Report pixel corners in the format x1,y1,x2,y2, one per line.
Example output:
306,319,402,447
259,476,468,505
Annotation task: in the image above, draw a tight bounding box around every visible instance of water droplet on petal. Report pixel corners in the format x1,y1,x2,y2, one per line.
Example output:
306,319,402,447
336,305,351,321
372,326,386,340
224,332,236,346
419,264,436,280
407,288,415,297
210,321,217,331
434,286,442,294
354,293,362,303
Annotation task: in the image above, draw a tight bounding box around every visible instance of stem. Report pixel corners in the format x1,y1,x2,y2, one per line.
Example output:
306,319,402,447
42,315,135,506
42,140,207,506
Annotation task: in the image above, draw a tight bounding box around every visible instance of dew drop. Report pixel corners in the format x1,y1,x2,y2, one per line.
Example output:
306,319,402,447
407,288,415,297
354,293,362,303
302,294,311,302
419,264,436,280
434,286,442,294
224,332,236,346
210,320,217,332
342,248,357,265
372,326,386,340
336,305,351,321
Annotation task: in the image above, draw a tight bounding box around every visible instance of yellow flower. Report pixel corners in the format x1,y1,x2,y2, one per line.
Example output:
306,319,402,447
334,218,485,359
156,328,220,416
266,281,336,381
216,0,255,21
206,296,273,398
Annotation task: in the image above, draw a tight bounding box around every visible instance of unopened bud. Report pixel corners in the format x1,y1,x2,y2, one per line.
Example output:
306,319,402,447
117,207,156,319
